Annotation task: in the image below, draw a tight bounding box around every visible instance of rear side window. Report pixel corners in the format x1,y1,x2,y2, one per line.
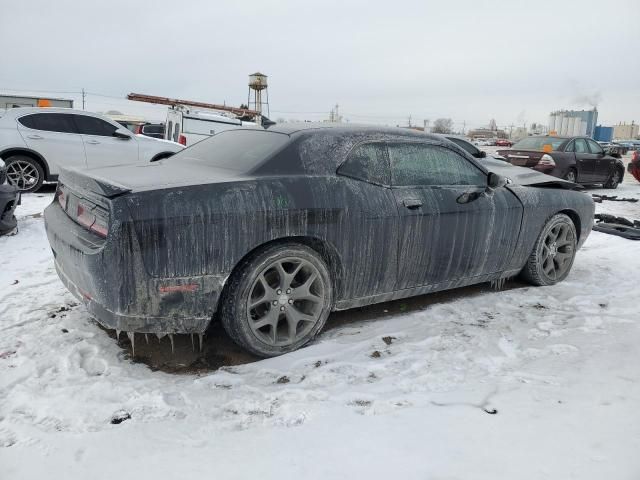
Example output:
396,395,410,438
389,142,486,187
167,121,173,140
338,142,390,185
173,123,180,142
73,115,118,136
18,113,77,133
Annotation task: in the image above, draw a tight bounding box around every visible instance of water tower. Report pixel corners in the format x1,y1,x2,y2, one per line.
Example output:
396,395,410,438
248,72,269,118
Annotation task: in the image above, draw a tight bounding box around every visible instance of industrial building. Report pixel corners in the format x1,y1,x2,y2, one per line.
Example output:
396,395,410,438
0,94,73,109
548,108,598,138
612,121,639,140
593,125,614,142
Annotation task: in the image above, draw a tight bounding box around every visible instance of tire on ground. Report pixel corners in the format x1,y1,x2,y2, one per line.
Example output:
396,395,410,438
5,155,45,193
603,168,622,189
520,213,577,287
219,242,333,357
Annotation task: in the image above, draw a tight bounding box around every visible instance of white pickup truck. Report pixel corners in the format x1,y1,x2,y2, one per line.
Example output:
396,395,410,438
165,106,258,147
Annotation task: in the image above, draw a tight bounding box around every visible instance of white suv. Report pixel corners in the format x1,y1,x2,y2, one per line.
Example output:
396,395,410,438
0,108,184,192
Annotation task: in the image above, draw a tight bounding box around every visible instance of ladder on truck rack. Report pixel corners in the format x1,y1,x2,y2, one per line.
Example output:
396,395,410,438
127,93,260,120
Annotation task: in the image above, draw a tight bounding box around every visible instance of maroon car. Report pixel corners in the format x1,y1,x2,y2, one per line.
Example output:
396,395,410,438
497,136,625,189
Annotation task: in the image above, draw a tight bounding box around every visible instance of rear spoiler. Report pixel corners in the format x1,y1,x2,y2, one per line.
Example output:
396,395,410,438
58,167,132,198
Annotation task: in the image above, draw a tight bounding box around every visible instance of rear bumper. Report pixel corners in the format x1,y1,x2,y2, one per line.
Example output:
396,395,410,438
0,183,19,235
44,201,224,334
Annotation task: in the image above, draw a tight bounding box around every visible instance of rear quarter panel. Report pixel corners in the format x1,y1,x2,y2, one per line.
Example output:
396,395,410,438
123,175,399,302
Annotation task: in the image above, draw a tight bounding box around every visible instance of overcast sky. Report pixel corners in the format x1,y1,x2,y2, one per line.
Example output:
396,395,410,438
1,0,638,130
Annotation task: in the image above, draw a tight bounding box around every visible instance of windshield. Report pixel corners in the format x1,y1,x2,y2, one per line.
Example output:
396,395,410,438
512,136,565,151
166,129,289,173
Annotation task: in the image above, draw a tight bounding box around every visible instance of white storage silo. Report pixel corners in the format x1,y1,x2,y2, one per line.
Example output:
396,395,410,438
560,114,568,135
578,120,587,136
565,115,580,135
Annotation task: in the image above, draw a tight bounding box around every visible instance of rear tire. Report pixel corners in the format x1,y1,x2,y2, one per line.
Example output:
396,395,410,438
521,214,577,286
5,155,44,193
219,243,333,357
603,168,622,189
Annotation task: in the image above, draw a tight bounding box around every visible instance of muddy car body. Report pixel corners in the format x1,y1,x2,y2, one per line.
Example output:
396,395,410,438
0,159,19,235
44,125,595,357
498,135,625,188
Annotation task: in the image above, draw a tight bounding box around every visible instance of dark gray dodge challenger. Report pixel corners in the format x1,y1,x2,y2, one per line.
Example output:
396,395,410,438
44,124,594,357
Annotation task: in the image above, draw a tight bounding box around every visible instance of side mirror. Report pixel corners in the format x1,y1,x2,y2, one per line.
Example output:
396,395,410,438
477,150,487,158
487,172,508,190
113,128,132,140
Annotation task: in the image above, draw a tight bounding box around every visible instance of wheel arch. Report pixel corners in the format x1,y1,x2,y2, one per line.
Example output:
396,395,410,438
614,161,625,177
216,235,344,317
0,147,51,180
558,209,581,242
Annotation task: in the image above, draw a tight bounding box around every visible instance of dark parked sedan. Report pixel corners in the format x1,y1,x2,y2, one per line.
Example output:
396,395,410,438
44,125,594,357
498,135,625,188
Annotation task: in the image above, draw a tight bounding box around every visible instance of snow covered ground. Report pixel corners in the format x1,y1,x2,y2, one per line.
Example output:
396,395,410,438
1,174,640,480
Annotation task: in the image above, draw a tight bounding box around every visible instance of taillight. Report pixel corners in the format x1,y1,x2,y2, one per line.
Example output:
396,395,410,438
538,154,556,167
56,185,67,210
75,202,108,238
178,134,187,146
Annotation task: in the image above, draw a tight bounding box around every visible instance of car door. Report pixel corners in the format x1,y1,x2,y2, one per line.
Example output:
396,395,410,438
388,141,523,290
586,139,611,181
72,114,139,167
16,112,87,174
568,138,596,182
335,142,399,298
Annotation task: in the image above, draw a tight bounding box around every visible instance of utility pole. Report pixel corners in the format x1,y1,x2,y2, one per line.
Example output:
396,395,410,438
408,114,412,128
82,88,86,110
462,120,466,135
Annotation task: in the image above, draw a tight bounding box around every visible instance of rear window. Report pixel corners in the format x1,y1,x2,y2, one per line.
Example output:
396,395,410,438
183,117,239,136
512,136,565,151
167,129,289,173
142,124,163,134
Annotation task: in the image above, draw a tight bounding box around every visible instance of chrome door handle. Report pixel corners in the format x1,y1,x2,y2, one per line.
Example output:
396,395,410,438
27,134,43,139
86,140,100,145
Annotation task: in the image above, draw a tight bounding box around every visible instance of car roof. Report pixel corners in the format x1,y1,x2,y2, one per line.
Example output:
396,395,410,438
0,107,107,117
265,122,445,140
0,107,129,124
247,123,487,176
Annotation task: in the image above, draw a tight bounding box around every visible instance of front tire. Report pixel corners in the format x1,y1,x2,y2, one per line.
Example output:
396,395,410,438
219,243,333,357
603,168,622,189
521,214,577,286
5,155,44,193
